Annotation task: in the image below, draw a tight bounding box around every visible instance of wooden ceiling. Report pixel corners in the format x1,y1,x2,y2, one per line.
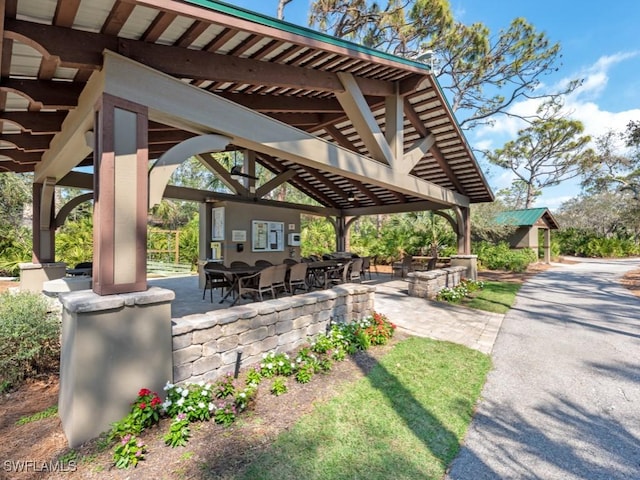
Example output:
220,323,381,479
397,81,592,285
0,0,494,212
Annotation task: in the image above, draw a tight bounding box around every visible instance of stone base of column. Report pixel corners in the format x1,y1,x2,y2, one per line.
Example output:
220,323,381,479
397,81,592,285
58,287,175,447
450,255,478,281
19,262,67,293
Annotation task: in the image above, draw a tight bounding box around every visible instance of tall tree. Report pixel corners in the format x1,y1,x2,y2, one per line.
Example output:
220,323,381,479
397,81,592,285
486,101,594,208
277,0,293,20
308,0,579,129
581,124,640,201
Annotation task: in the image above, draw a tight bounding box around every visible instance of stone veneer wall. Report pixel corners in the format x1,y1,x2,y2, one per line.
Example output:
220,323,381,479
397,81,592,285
172,284,375,384
406,266,467,300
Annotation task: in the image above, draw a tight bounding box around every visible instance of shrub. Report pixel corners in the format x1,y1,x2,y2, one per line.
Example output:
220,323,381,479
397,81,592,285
473,241,537,272
436,279,485,304
0,291,60,391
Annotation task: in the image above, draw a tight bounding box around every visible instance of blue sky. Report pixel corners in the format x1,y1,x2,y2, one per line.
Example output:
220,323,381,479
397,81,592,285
222,0,640,210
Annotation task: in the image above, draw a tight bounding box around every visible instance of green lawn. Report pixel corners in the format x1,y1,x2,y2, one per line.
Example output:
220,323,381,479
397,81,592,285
238,337,492,480
463,280,522,314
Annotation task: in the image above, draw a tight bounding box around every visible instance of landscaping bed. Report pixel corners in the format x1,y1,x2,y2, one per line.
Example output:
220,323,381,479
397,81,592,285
1,262,638,479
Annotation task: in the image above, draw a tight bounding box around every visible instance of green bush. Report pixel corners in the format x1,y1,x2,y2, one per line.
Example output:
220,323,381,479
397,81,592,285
553,228,640,258
473,241,537,272
0,291,60,391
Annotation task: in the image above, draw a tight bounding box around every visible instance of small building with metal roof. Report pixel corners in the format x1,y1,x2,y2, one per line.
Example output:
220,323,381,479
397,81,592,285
495,208,559,263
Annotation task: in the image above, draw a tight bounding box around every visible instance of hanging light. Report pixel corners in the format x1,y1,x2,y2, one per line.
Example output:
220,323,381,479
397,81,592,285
347,191,356,202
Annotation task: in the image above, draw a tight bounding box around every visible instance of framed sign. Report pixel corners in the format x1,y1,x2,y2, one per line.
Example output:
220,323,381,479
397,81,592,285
231,230,247,242
211,207,225,240
252,220,284,252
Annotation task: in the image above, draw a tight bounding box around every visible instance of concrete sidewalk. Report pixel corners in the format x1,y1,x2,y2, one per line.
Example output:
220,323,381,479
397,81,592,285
446,257,640,480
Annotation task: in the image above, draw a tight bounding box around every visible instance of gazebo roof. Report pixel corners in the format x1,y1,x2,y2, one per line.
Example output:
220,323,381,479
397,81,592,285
1,0,494,213
495,208,560,229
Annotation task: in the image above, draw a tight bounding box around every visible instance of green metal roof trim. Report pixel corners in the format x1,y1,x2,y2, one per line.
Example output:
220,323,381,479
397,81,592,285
183,0,432,71
495,208,551,227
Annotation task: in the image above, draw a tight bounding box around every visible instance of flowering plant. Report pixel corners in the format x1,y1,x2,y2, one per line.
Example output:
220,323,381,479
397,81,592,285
113,434,146,468
214,373,236,399
260,351,296,377
109,388,162,441
357,312,396,346
163,413,190,448
213,400,237,426
131,388,162,429
162,381,214,422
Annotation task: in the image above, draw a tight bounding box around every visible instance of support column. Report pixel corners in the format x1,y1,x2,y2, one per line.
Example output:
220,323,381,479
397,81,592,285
93,94,148,295
335,215,347,252
59,287,174,447
31,181,56,263
461,206,471,255
543,228,551,264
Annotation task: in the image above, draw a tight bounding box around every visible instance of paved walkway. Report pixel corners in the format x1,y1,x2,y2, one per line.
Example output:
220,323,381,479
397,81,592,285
150,273,505,355
446,258,640,480
372,278,504,355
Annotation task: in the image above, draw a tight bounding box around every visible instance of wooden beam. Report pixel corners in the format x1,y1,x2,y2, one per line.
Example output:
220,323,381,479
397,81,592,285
0,133,54,151
400,134,435,174
101,52,469,208
0,78,83,109
343,200,448,216
254,169,297,198
335,72,394,166
4,19,398,96
196,153,247,195
0,148,41,163
1,111,68,133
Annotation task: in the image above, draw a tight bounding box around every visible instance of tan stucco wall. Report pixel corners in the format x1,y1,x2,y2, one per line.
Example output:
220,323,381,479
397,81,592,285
19,262,67,292
505,226,538,249
202,202,302,266
58,287,174,447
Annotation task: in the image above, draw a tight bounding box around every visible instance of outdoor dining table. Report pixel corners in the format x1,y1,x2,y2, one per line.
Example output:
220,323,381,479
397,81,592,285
204,265,264,306
305,260,340,289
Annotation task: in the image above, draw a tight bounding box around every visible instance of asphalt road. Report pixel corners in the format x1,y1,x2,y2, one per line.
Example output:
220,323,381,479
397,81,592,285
446,258,640,480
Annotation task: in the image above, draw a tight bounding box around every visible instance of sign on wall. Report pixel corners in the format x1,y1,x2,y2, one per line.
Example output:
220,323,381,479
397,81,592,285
252,220,284,252
212,207,225,240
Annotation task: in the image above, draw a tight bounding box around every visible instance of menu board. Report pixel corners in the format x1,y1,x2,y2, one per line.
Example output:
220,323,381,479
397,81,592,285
252,220,284,252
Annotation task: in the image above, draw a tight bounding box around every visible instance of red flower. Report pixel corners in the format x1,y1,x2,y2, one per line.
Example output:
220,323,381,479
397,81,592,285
138,388,151,397
139,402,147,410
150,396,161,407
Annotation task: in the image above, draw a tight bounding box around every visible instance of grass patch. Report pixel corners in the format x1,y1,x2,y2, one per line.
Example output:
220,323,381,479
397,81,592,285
16,405,58,425
463,281,521,314
238,337,491,480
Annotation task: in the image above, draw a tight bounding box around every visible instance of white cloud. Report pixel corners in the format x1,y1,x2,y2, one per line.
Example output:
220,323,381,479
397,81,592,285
475,51,640,149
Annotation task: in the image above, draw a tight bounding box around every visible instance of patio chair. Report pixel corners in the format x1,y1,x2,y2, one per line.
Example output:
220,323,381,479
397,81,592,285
237,265,276,302
254,259,273,268
271,263,288,297
287,262,308,294
323,260,352,289
392,256,413,278
67,261,93,276
283,258,298,266
360,256,372,280
349,257,363,282
230,260,250,268
202,263,232,302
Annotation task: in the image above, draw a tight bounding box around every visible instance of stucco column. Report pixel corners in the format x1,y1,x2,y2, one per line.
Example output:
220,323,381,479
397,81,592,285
457,206,471,255
93,94,148,295
58,287,174,447
31,181,56,263
543,228,551,264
